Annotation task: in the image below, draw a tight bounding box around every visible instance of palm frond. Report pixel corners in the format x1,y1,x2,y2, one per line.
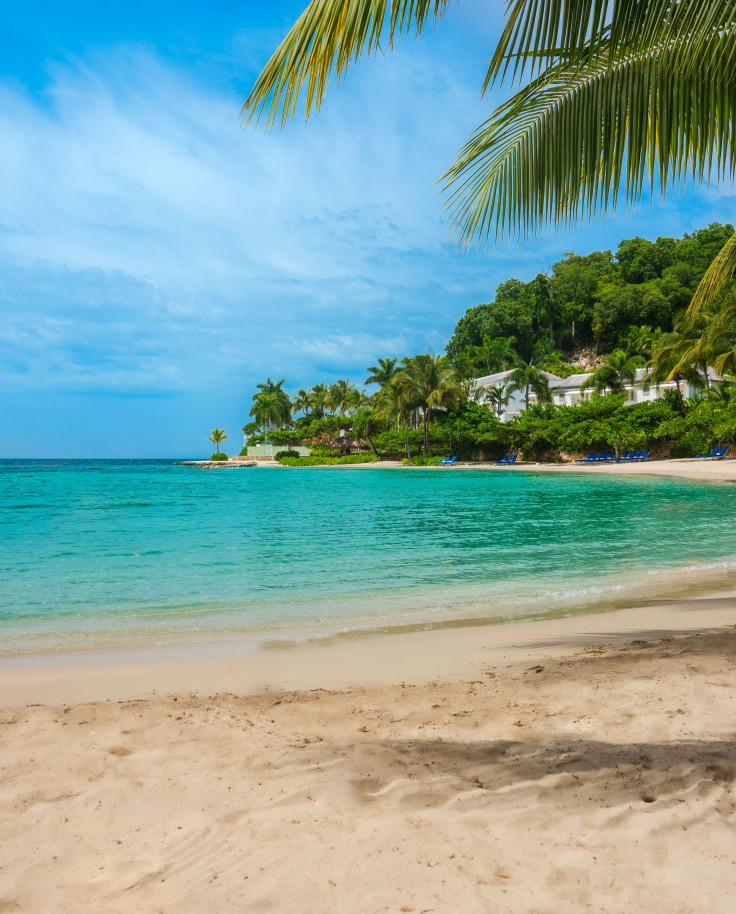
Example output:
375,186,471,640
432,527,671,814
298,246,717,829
485,0,736,89
444,25,736,246
688,229,736,314
242,0,450,128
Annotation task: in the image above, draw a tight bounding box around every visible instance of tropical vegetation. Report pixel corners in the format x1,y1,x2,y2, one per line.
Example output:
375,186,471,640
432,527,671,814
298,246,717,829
234,222,736,465
206,428,228,460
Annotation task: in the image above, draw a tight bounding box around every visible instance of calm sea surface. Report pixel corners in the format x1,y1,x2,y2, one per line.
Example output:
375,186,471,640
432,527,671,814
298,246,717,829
1,459,736,653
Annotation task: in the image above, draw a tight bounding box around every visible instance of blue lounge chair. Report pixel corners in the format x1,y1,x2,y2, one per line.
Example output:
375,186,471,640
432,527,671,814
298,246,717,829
575,453,598,463
593,452,613,462
494,455,510,465
507,454,517,465
444,456,458,466
696,446,720,459
434,456,452,465
608,451,631,462
632,450,650,461
715,446,728,459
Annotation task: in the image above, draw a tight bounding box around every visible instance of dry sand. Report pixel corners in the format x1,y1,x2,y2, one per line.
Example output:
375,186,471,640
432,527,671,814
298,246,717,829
2,458,735,912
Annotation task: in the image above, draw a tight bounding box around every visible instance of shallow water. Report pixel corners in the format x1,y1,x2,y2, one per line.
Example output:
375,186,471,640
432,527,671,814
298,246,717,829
1,459,735,653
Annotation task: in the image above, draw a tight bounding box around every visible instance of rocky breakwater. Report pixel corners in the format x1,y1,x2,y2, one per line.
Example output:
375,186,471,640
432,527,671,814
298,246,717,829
175,460,258,468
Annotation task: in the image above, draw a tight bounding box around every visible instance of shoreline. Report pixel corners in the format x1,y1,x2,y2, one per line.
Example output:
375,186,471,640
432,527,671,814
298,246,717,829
235,455,736,482
1,585,734,706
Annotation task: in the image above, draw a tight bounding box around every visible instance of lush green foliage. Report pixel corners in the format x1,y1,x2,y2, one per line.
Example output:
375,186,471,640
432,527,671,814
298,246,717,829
273,450,302,461
239,447,249,457
209,452,228,461
277,454,379,467
447,225,734,367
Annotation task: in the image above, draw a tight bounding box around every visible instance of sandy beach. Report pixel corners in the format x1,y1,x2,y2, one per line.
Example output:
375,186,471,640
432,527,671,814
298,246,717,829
2,458,735,912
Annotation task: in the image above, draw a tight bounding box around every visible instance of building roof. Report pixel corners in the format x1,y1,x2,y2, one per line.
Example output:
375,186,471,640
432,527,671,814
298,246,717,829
474,369,562,386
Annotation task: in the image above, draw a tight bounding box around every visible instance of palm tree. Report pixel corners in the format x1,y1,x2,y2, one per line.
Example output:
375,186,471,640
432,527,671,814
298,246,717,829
253,378,292,426
375,378,414,459
623,326,662,361
396,353,465,456
327,379,358,415
472,335,518,376
250,379,291,442
242,2,736,310
308,383,328,419
206,428,228,454
658,312,714,390
292,388,312,417
646,333,705,411
581,350,641,398
481,384,512,419
365,357,399,387
505,360,552,411
698,290,736,377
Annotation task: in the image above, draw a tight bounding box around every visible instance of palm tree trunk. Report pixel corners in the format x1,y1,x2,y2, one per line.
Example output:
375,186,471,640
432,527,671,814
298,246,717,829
404,418,411,460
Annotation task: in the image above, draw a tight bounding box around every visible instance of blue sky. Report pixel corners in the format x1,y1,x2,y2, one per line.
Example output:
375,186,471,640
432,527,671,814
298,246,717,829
2,1,735,457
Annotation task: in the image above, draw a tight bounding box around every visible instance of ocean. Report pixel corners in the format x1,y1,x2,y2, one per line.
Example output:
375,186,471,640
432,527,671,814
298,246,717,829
2,459,736,654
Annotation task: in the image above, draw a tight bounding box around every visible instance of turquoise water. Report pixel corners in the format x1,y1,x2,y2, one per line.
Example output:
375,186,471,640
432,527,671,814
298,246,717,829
1,459,736,653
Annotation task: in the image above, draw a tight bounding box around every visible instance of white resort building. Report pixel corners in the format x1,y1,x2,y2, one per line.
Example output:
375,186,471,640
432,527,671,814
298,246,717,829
473,367,715,422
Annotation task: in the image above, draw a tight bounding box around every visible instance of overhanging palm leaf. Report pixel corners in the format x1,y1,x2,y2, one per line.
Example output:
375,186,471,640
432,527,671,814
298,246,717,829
689,230,736,313
444,25,736,245
241,0,449,127
486,0,736,87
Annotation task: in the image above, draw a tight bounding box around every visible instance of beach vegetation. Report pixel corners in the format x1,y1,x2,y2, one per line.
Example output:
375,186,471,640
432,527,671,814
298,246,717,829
277,453,379,466
206,428,228,457
209,452,229,461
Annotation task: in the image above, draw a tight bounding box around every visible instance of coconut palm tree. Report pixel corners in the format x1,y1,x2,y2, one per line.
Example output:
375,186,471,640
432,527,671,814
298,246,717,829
375,377,414,459
253,378,292,426
698,289,736,376
292,388,313,417
646,331,706,411
581,350,642,397
206,428,228,454
505,360,552,411
309,383,328,419
395,353,465,455
327,379,358,415
365,357,399,388
472,335,518,376
481,384,513,419
250,379,291,442
243,1,736,310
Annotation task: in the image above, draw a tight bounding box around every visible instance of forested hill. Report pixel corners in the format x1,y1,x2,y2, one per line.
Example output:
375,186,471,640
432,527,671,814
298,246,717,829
446,223,734,367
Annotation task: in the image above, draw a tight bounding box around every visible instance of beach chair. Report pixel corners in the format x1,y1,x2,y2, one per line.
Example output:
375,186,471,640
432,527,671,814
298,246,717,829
608,451,631,462
433,456,451,465
507,455,517,464
715,446,728,459
575,453,598,463
593,452,612,462
494,455,510,465
696,446,719,459
443,456,458,466
632,450,650,461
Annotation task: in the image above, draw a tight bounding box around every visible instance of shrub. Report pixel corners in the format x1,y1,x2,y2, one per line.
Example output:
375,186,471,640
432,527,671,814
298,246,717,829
275,450,302,461
278,454,379,467
209,452,228,461
402,455,450,466
239,447,248,456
